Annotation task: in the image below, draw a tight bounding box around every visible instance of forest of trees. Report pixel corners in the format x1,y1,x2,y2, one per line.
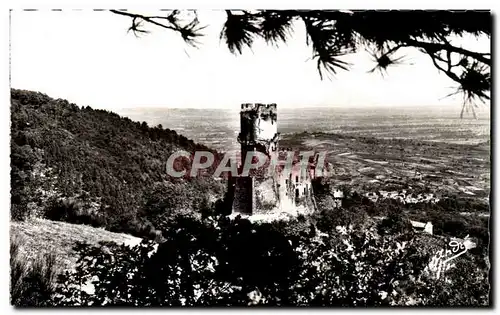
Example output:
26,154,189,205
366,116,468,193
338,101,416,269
10,89,225,238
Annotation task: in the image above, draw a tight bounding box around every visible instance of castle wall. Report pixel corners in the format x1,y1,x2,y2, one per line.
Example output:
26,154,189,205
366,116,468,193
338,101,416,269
274,160,314,212
254,176,280,214
231,103,316,216
255,115,277,142
232,177,255,215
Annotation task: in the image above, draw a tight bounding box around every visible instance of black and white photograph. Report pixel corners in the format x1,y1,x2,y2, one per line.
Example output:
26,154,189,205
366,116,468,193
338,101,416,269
8,8,491,307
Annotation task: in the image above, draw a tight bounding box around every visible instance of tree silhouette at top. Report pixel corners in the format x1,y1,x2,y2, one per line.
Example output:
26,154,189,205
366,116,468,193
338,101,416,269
110,10,491,116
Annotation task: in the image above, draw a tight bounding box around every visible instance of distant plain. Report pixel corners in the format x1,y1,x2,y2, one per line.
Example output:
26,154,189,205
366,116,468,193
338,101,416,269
117,106,490,202
117,106,490,153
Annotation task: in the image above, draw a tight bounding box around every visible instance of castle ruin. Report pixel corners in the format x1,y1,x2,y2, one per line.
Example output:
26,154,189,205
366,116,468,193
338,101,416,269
228,103,324,216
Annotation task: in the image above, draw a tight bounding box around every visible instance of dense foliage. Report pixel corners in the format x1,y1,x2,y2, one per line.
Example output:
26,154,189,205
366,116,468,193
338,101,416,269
52,209,489,306
312,178,489,255
10,89,225,237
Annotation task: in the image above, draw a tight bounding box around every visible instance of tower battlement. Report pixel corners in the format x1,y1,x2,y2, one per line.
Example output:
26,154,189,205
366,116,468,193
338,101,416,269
240,103,277,113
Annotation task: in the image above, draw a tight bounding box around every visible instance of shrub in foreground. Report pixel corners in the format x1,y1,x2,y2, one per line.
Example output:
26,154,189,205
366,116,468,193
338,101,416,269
52,213,489,306
10,235,57,307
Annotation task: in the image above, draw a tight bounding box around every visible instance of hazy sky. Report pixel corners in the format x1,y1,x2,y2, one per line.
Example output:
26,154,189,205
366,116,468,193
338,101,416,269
10,10,491,110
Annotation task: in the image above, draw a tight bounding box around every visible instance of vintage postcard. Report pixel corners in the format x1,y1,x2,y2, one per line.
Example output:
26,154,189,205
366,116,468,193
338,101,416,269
9,9,491,307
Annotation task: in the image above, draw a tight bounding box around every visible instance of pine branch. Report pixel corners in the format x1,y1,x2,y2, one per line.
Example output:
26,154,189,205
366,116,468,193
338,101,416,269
405,39,490,66
110,9,491,106
110,9,205,47
110,10,179,32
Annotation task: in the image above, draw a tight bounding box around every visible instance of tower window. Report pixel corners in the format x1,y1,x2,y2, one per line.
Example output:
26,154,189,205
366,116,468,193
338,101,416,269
296,176,298,183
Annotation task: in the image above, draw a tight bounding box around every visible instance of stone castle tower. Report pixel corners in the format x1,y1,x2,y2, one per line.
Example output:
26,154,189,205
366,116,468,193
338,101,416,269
228,103,318,216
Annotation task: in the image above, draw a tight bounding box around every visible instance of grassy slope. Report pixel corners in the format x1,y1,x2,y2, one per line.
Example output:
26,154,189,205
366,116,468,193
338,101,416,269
11,218,142,273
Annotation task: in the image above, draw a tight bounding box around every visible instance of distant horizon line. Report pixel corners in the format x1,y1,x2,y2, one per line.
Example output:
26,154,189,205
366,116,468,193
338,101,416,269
113,104,491,112
9,87,490,113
